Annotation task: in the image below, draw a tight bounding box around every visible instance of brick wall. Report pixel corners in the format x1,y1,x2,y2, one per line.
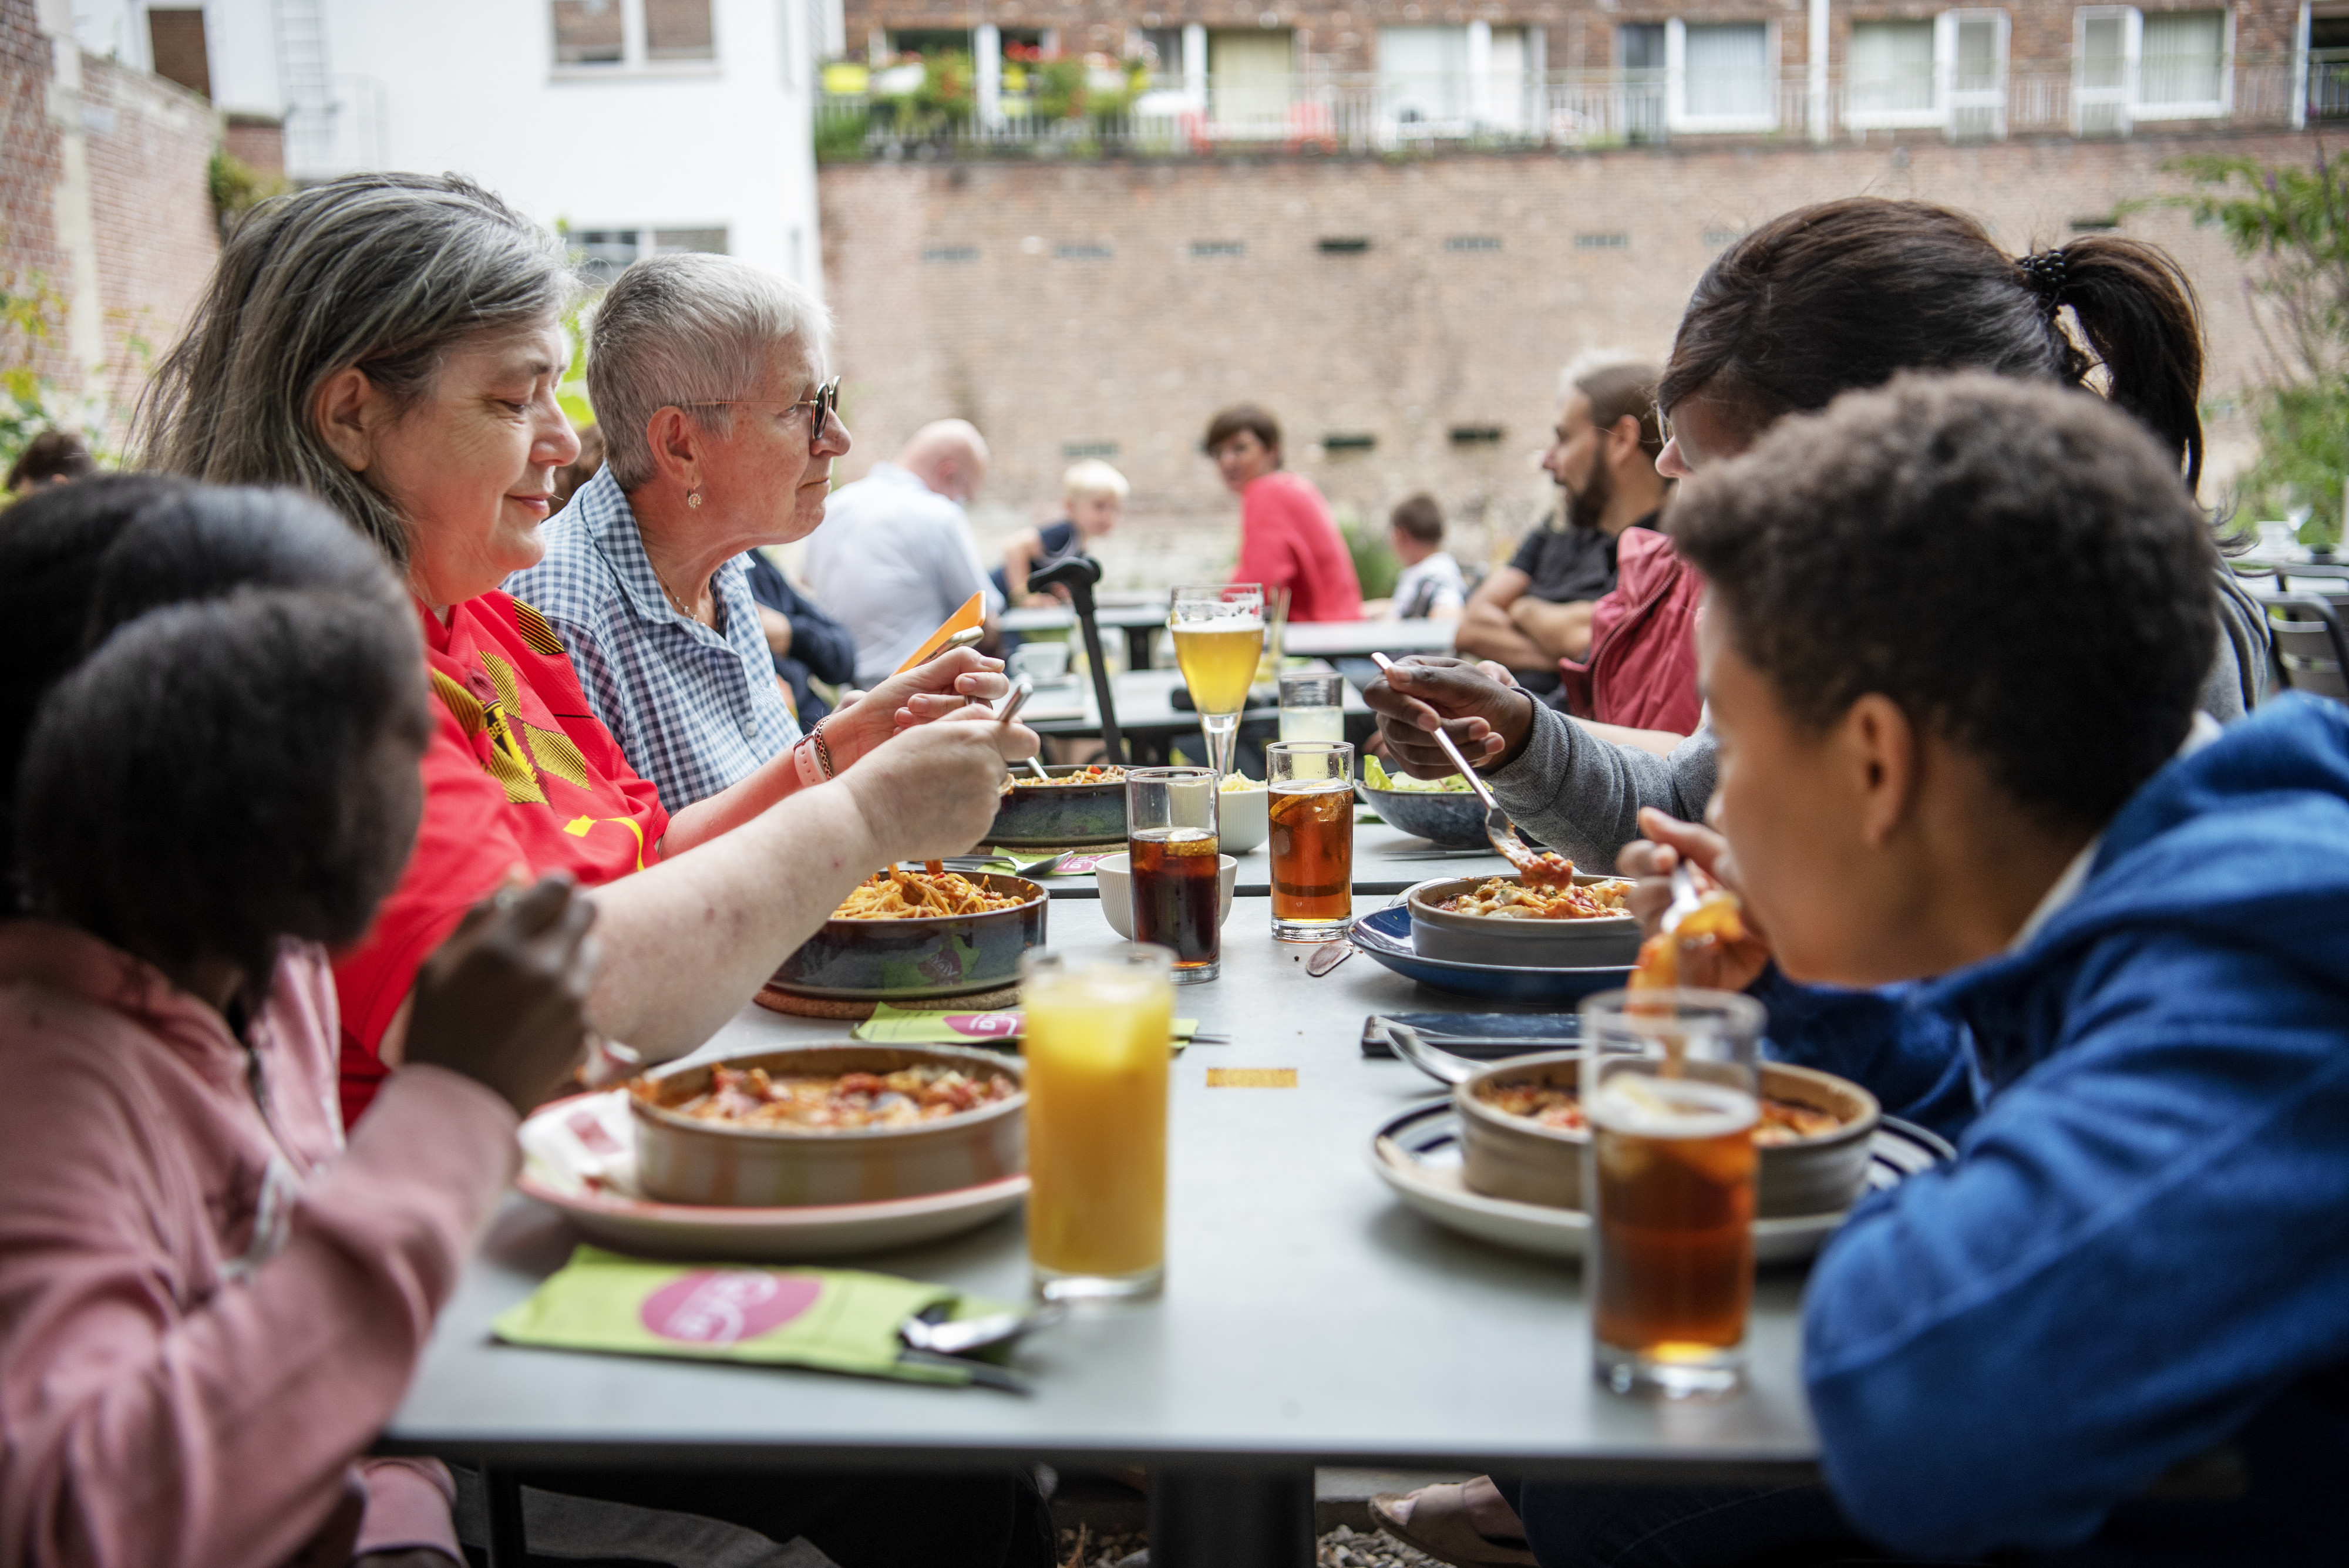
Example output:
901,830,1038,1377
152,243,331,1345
79,56,220,409
0,0,71,389
819,129,2321,587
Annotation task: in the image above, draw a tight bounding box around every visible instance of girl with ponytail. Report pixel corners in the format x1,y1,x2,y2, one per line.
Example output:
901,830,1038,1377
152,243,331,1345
1365,196,2269,876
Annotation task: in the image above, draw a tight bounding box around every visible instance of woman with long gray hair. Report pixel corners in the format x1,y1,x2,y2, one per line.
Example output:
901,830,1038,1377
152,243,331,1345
137,174,1036,1126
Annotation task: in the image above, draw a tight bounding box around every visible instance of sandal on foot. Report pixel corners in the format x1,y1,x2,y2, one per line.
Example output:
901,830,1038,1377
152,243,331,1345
1370,1482,1539,1568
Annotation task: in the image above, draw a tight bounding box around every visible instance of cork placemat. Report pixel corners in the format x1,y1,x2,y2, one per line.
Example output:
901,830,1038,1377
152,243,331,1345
755,983,1023,1021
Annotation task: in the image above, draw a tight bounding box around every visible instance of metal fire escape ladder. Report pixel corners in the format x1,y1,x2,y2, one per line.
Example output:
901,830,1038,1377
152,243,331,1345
272,0,336,177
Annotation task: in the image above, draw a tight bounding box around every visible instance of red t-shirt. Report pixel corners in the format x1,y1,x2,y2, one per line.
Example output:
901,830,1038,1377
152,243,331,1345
332,592,668,1124
1233,471,1363,623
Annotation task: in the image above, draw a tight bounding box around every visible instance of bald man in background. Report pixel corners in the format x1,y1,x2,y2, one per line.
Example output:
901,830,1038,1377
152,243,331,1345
804,419,1002,684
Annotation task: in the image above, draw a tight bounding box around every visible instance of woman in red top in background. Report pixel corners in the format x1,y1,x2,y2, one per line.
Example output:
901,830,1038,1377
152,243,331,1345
1203,403,1362,623
137,173,1038,1124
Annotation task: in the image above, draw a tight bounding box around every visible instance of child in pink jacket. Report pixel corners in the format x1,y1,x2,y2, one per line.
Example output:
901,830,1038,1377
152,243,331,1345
0,482,595,1568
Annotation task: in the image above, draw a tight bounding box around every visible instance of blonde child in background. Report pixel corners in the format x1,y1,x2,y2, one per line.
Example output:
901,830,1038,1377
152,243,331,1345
994,459,1128,606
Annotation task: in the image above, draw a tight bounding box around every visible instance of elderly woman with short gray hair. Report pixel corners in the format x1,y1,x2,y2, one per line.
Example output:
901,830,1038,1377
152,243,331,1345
506,252,918,815
138,173,1036,1130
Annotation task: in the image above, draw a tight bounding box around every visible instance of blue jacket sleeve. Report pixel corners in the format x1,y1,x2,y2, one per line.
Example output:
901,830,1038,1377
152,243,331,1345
1749,968,1978,1139
1802,932,2349,1556
778,587,860,688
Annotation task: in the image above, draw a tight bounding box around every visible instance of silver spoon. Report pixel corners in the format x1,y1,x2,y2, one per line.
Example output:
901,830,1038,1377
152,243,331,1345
1368,653,1561,882
900,1303,1066,1356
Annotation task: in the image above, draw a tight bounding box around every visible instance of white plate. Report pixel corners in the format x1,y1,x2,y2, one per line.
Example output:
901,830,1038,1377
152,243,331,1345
1368,1100,1947,1265
517,1092,1027,1261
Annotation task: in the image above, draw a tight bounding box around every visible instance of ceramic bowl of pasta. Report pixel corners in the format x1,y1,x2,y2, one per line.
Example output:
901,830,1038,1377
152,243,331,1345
1455,1051,1881,1220
765,867,1049,1001
990,764,1129,849
1405,875,1645,970
628,1044,1025,1207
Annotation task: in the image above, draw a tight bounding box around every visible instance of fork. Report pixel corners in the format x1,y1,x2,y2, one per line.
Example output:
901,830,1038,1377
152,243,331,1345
1368,652,1561,883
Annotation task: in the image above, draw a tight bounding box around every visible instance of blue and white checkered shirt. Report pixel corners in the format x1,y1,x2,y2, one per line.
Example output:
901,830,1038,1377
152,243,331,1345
504,465,802,813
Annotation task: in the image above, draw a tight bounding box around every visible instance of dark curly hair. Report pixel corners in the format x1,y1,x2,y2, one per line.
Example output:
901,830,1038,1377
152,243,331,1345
1670,374,2217,833
85,484,406,642
18,590,431,997
0,474,194,874
1658,198,2206,492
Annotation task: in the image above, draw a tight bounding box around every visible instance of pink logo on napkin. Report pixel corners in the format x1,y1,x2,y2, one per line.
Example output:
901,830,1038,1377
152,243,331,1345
1058,853,1112,874
944,1012,1022,1038
641,1270,821,1345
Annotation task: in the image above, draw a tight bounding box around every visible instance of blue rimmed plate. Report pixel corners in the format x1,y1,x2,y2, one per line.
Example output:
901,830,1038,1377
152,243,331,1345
1348,904,1633,1004
1369,1099,1953,1264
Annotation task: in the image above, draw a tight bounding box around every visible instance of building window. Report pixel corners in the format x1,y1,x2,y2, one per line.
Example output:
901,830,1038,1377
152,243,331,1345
1668,20,1775,130
146,8,211,98
553,0,715,72
1210,29,1295,130
2074,6,2230,132
887,29,974,59
1620,23,1668,140
1378,24,1537,135
570,226,728,285
645,0,715,60
1846,11,2009,134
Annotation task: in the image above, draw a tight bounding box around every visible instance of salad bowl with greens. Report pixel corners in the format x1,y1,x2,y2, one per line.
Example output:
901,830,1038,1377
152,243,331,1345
1358,756,1488,848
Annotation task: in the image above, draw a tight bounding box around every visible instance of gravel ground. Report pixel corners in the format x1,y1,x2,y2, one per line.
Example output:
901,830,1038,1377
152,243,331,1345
1055,1523,1451,1568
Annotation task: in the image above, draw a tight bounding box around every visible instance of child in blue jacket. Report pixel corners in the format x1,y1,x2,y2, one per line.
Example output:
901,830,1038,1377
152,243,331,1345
1513,372,2349,1566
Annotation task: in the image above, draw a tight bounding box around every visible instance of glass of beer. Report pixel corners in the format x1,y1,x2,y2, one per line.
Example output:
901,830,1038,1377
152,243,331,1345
1169,584,1265,778
1266,740,1353,940
1126,766,1222,982
1579,987,1766,1398
1277,671,1346,745
1022,946,1174,1302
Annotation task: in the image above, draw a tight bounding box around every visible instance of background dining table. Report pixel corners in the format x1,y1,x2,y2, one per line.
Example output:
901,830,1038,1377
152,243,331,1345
386,896,1825,1568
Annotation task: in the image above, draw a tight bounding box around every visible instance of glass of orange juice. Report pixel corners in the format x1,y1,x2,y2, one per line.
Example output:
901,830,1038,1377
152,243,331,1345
1022,945,1175,1302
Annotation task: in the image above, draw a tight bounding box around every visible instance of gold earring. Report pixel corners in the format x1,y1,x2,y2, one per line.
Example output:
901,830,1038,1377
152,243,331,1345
687,490,703,509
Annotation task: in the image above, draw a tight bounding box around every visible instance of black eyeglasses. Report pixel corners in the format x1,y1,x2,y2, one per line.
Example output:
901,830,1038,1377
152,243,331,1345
679,376,841,450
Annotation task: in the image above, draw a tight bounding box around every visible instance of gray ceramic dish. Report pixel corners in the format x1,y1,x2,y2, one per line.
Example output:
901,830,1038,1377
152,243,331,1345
1355,782,1488,849
766,874,1047,1000
1406,875,1644,970
629,1044,1026,1207
1454,1051,1883,1220
990,766,1129,847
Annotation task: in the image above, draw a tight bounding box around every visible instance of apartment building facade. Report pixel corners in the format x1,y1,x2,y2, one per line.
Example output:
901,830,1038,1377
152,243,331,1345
826,0,2326,150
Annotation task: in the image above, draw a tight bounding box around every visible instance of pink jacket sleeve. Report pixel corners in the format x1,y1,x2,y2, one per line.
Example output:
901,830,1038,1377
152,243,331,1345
0,1064,516,1568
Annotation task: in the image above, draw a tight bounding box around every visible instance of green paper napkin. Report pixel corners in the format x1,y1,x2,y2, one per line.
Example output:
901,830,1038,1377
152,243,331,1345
852,1004,1195,1051
493,1246,1013,1386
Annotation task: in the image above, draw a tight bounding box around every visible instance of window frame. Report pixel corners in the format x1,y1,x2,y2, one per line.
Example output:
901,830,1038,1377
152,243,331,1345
2131,5,2233,119
1666,18,1781,134
551,0,722,79
1842,9,2011,134
2071,5,2233,129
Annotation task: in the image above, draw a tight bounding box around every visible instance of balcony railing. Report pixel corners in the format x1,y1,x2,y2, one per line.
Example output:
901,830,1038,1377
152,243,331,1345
817,55,2310,160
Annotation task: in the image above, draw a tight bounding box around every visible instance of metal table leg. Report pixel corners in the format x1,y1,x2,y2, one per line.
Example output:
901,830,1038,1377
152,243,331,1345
480,1463,527,1568
1149,1463,1316,1568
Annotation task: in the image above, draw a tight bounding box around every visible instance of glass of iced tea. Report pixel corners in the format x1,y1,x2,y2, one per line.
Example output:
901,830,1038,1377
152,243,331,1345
1126,766,1222,983
1022,946,1174,1302
1578,987,1766,1398
1266,740,1353,940
1169,583,1265,778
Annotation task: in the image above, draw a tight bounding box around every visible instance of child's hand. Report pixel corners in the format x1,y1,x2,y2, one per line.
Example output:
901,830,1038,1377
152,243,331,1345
404,875,598,1115
1617,808,1775,993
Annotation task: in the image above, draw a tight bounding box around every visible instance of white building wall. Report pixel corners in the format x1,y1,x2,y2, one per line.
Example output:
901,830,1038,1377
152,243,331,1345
72,0,823,300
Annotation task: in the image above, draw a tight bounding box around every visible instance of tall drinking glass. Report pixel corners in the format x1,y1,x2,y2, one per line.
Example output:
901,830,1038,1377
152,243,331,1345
1277,671,1346,744
1266,740,1353,941
1169,584,1265,778
1579,987,1766,1398
1022,947,1174,1302
1126,766,1221,983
